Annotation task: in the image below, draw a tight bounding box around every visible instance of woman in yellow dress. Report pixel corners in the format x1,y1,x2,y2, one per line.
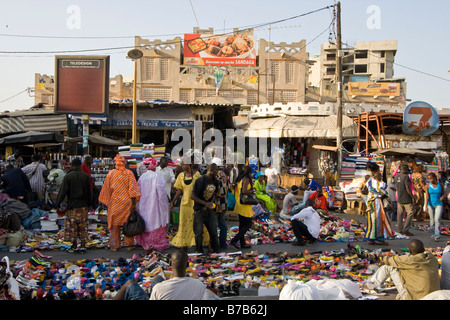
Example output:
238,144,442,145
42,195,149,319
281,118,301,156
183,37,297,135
230,166,255,249
169,161,210,251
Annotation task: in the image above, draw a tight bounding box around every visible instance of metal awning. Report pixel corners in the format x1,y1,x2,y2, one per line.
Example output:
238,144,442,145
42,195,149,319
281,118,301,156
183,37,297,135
0,114,67,134
244,115,358,139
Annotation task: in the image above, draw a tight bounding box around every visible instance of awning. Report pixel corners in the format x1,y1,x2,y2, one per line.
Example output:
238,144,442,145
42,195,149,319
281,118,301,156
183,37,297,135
244,115,358,139
0,114,67,134
312,145,339,152
105,105,194,128
69,114,108,125
0,131,65,146
65,135,123,146
377,147,436,163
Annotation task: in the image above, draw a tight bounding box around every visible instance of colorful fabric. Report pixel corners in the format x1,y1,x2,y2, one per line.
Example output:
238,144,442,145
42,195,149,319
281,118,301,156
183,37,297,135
234,179,254,218
365,178,394,241
64,207,89,242
98,168,141,229
135,170,169,250
109,225,135,250
170,172,210,248
254,179,276,213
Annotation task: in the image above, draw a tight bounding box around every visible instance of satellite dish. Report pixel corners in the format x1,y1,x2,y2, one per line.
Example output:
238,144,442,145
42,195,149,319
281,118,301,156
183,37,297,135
127,49,143,59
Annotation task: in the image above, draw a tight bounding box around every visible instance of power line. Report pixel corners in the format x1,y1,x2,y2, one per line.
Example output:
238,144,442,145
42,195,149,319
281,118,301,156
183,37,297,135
0,5,334,54
0,89,28,104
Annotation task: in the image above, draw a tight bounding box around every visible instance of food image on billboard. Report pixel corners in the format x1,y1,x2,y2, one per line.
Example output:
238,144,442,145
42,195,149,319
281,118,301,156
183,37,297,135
184,34,257,66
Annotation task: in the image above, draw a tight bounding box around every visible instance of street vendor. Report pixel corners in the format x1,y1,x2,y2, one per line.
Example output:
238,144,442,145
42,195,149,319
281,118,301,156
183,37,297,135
254,171,276,215
306,187,329,214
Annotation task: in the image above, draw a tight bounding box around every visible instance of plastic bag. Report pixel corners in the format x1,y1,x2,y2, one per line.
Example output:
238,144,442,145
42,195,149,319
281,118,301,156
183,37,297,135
122,210,145,237
0,256,20,300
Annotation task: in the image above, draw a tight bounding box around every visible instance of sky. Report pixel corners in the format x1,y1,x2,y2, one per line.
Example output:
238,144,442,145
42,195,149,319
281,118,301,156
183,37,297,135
0,0,449,113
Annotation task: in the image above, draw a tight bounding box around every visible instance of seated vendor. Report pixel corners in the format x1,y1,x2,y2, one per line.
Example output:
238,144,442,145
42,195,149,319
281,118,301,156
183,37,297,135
280,185,303,219
306,187,329,214
254,171,276,214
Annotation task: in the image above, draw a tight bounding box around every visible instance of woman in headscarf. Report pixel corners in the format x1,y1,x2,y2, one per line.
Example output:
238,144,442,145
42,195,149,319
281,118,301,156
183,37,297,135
169,157,210,251
134,157,170,252
254,171,277,215
99,155,141,251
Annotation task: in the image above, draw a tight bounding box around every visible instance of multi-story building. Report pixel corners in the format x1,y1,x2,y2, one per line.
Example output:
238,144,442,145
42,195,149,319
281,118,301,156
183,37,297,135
311,40,407,108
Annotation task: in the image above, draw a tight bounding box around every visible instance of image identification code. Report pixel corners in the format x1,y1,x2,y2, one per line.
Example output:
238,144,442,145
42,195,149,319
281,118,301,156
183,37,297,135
183,304,268,317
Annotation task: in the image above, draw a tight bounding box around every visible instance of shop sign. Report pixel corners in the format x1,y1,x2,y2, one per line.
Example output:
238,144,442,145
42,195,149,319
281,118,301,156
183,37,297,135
402,101,439,137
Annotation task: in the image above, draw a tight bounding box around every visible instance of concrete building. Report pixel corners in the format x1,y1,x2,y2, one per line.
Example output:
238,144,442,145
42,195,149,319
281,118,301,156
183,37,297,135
310,40,407,107
133,27,308,106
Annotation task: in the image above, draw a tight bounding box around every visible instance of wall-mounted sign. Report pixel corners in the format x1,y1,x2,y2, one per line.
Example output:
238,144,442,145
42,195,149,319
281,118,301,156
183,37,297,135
402,101,439,137
348,82,400,97
184,34,257,67
54,55,110,114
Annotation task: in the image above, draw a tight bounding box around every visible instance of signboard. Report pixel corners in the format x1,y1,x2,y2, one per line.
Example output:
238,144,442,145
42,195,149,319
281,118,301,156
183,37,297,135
402,101,439,137
348,82,400,97
183,34,257,66
54,55,110,114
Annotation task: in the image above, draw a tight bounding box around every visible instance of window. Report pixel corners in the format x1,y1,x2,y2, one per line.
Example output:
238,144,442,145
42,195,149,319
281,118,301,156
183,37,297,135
160,58,169,81
247,90,258,105
145,58,155,81
270,60,280,82
380,63,385,73
354,64,367,73
179,89,190,102
326,53,336,61
268,90,297,103
285,61,294,83
380,51,385,58
326,67,336,75
355,50,368,59
142,87,172,100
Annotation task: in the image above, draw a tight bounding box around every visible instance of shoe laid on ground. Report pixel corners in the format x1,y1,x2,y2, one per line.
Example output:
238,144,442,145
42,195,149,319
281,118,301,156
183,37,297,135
230,241,240,250
34,250,52,260
291,241,306,246
404,231,414,236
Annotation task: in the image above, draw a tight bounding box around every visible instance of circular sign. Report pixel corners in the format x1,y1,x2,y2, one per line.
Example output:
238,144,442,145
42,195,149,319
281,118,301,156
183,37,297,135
402,101,439,137
127,49,143,59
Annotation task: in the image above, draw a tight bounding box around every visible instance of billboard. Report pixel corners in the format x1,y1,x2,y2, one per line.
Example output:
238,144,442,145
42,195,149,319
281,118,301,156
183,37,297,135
54,55,110,114
184,34,257,67
348,82,400,97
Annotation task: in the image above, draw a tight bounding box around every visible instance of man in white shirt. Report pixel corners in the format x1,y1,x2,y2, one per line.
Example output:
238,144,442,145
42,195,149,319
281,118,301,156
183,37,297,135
441,241,450,290
155,156,175,199
264,160,281,195
290,205,321,246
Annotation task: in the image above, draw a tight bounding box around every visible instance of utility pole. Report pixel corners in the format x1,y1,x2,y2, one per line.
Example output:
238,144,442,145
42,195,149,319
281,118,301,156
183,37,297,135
335,1,343,186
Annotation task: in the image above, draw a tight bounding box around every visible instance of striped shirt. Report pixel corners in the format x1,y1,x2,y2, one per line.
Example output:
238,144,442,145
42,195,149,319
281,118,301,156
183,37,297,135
21,162,48,194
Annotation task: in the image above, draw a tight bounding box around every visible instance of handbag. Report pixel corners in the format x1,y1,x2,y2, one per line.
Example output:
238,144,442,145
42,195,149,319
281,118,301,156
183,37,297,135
239,193,259,205
122,210,145,237
382,195,393,212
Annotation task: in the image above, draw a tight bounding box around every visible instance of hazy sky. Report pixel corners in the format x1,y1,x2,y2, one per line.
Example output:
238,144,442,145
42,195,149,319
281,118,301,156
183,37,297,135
0,0,449,113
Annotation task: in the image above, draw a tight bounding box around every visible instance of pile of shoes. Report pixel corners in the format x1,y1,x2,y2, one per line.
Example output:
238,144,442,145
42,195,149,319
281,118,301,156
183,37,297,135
5,245,447,300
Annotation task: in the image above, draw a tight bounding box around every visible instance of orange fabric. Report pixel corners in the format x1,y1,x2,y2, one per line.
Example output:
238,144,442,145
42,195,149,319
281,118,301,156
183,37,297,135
99,168,141,229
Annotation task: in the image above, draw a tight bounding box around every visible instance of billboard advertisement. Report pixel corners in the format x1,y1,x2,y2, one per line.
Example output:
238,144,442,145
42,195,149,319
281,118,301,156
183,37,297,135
348,82,400,97
54,55,110,114
184,34,257,67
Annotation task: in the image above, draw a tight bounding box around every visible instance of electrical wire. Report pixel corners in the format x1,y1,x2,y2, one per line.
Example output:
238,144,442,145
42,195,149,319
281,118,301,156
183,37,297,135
0,89,28,104
0,5,334,54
